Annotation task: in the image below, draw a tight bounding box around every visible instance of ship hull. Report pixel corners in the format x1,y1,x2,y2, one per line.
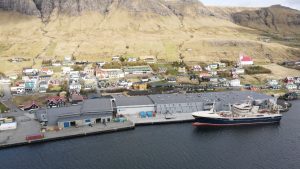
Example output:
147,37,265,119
192,115,282,126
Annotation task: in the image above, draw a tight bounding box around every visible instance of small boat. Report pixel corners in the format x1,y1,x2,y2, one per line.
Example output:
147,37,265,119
192,101,282,126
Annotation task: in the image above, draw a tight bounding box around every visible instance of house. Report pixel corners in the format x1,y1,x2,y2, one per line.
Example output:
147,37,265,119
39,81,49,93
128,57,137,62
217,62,226,68
83,65,95,77
118,80,133,88
239,54,254,66
199,72,211,78
24,80,38,93
95,68,124,80
210,77,219,83
69,81,82,93
39,81,49,89
141,56,156,64
40,68,54,76
62,67,73,74
219,78,229,87
20,101,39,111
48,79,61,86
123,66,153,75
285,77,295,84
192,65,202,72
232,68,245,75
133,82,148,91
63,56,74,66
208,63,218,69
70,93,84,105
230,79,241,87
10,86,25,94
52,61,62,67
96,62,106,67
158,67,167,73
69,71,80,81
166,77,177,83
268,80,279,87
82,77,97,90
178,66,186,73
286,84,298,90
23,68,39,76
294,77,300,84
47,96,66,108
112,56,120,62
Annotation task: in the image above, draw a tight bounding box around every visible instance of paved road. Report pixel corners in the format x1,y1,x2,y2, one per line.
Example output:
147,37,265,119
1,83,25,117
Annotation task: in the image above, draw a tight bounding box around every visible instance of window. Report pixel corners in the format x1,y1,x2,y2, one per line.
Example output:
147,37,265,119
85,119,91,123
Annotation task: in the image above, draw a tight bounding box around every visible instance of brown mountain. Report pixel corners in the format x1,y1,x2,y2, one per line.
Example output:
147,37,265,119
232,5,300,35
0,1,300,74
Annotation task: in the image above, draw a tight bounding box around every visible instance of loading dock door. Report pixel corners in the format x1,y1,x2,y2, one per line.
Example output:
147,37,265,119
64,122,70,128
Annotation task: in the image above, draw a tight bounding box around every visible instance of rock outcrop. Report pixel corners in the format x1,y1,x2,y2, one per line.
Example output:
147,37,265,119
0,0,212,21
232,5,300,34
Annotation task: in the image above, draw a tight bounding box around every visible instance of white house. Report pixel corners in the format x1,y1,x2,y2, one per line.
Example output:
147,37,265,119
286,84,298,90
95,68,125,80
128,58,137,62
62,67,73,74
69,81,82,93
239,54,254,66
232,68,245,75
192,65,202,72
230,79,241,87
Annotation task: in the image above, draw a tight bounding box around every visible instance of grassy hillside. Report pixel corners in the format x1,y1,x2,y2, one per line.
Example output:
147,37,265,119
0,10,299,74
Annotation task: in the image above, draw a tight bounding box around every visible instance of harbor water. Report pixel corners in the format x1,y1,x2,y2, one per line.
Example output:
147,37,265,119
0,101,300,169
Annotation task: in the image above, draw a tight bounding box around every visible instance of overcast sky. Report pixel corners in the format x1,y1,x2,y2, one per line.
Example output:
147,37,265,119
201,0,300,10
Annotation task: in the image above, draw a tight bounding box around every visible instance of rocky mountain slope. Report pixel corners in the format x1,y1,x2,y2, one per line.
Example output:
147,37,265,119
232,5,300,34
0,0,300,74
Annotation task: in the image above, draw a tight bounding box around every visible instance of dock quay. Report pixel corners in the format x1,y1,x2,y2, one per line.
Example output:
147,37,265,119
126,113,195,126
0,115,134,149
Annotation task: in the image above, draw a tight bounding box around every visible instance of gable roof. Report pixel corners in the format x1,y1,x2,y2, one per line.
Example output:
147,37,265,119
240,55,253,62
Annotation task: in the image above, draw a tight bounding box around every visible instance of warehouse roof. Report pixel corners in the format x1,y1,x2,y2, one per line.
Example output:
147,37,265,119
148,91,274,105
36,98,113,126
82,98,113,112
113,95,154,107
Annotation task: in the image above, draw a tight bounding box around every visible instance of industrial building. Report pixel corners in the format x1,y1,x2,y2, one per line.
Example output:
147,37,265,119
148,91,274,114
114,91,275,116
36,98,114,129
113,95,155,115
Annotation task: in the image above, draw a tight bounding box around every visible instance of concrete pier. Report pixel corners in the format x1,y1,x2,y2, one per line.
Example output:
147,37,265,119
0,118,134,149
126,113,195,126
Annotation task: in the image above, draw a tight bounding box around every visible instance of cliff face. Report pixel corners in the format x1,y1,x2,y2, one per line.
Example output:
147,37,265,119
0,0,211,22
0,0,40,15
232,5,300,34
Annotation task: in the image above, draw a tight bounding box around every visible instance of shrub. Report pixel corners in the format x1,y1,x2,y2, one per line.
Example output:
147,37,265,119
245,66,272,74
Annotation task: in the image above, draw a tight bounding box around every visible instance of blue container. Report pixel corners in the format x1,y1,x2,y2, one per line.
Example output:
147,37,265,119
146,111,153,117
140,111,147,118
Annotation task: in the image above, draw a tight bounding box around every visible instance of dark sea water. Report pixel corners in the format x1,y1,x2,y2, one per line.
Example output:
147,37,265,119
1,101,300,169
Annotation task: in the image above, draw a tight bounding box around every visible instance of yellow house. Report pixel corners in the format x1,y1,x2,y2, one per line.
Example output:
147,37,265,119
133,83,148,91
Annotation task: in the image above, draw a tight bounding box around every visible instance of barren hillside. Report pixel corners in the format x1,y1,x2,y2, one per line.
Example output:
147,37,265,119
0,0,299,74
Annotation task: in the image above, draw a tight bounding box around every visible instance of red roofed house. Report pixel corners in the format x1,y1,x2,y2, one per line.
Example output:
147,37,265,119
47,96,66,108
20,101,39,112
239,54,254,66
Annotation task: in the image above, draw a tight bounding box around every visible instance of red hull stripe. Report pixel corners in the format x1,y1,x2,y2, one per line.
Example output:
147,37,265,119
192,121,279,126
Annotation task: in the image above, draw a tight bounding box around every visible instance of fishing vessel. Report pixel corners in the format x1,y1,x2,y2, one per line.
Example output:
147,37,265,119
192,101,282,126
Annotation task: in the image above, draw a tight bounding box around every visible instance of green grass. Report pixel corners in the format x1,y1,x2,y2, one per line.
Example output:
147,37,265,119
0,102,9,113
45,41,57,56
